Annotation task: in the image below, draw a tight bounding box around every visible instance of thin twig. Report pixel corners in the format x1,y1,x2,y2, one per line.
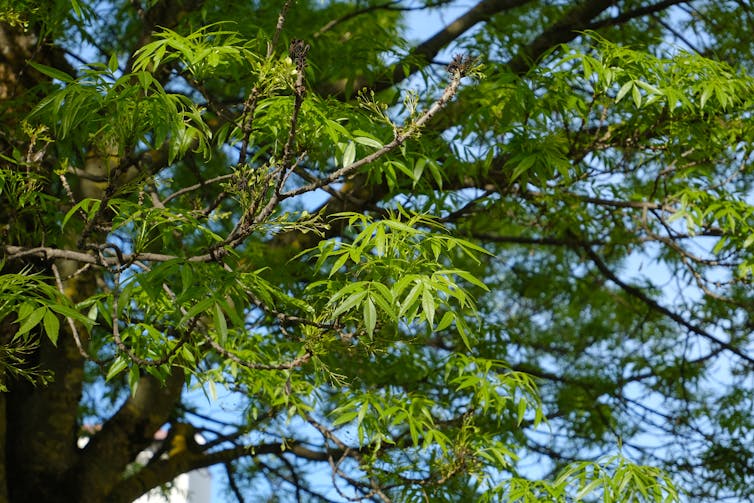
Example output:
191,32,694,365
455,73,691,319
224,462,246,503
225,41,311,247
161,173,235,205
109,262,197,367
203,334,312,370
579,238,754,366
270,0,295,57
282,68,467,199
237,86,260,167
307,416,392,502
51,263,108,368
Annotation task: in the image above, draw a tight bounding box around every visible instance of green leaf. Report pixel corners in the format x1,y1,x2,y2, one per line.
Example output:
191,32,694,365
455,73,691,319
743,232,754,249
517,397,527,426
399,281,422,318
106,356,129,382
43,310,60,346
86,303,98,322
108,52,119,73
332,409,359,427
342,141,356,167
16,306,46,337
632,83,642,107
363,297,376,337
456,317,472,350
511,154,537,181
128,365,140,395
436,311,455,331
615,80,633,103
62,198,102,230
369,282,396,320
207,379,218,401
214,302,228,342
574,477,604,500
353,135,383,149
634,79,662,96
182,345,195,365
180,297,215,325
412,157,426,186
50,304,94,328
700,85,713,109
329,252,350,277
332,290,367,318
28,62,73,83
16,302,35,322
70,0,83,17
440,268,489,290
422,288,435,327
426,160,443,189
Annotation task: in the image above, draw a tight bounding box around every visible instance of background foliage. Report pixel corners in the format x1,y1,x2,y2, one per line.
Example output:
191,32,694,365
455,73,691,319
2,0,754,502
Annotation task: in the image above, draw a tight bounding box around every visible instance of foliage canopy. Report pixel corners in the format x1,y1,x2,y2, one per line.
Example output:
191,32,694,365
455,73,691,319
2,1,754,502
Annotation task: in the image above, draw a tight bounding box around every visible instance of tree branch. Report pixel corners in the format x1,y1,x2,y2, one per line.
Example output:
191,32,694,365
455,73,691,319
507,0,615,73
579,240,754,366
285,65,466,199
107,439,356,503
77,371,185,501
318,0,534,98
586,0,691,31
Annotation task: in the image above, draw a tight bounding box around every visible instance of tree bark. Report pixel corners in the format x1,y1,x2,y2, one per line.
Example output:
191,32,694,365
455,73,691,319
5,336,84,502
0,12,184,502
77,371,185,502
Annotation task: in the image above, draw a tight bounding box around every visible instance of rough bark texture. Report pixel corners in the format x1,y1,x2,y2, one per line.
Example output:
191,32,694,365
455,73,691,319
0,21,80,503
5,336,84,502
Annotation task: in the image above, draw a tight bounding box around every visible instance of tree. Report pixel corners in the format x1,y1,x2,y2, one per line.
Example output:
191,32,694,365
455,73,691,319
1,0,753,501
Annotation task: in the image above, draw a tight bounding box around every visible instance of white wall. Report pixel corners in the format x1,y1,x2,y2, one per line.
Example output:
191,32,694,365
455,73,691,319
133,469,212,503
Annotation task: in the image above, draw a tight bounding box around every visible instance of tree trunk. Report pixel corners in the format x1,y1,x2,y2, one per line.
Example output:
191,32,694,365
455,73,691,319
0,19,185,503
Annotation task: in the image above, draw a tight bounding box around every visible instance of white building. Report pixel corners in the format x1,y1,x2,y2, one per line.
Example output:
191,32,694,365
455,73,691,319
132,468,212,503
